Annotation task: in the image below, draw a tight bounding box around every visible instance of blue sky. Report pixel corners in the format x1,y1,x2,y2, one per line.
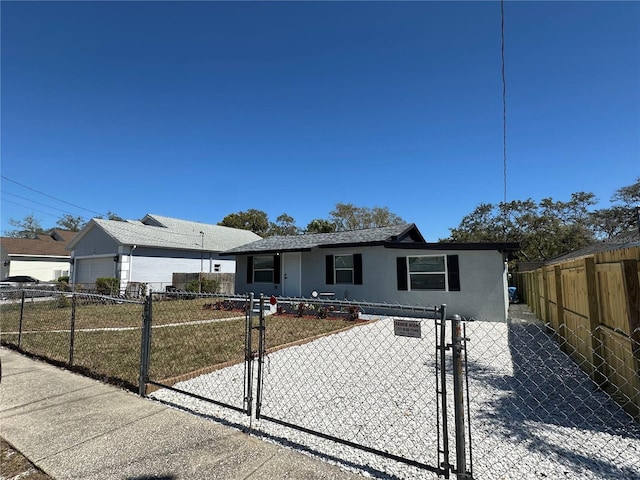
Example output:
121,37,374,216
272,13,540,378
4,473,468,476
1,1,638,241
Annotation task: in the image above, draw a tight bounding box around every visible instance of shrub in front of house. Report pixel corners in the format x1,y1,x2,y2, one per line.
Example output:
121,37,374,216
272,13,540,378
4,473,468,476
95,277,119,295
57,276,71,292
185,278,220,294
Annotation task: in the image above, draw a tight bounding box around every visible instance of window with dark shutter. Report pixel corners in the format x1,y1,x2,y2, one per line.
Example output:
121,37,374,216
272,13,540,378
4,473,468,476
246,256,253,284
273,254,281,284
397,257,408,290
325,255,334,284
354,253,363,285
447,255,460,291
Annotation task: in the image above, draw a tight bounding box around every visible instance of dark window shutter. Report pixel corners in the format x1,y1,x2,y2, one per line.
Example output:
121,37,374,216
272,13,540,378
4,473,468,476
447,255,460,291
396,257,407,291
273,254,281,284
246,256,253,284
353,253,363,285
325,255,334,285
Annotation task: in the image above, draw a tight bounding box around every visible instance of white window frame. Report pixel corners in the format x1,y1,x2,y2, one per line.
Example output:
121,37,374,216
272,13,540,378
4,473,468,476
407,255,448,291
253,256,274,283
334,254,354,284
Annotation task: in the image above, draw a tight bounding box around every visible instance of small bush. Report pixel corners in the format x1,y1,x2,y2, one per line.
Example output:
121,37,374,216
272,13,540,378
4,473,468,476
56,295,71,308
57,276,71,292
185,278,220,294
96,277,119,295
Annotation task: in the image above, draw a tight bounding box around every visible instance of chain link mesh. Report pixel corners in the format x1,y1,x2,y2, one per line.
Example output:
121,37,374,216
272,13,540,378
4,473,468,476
3,289,639,479
145,292,250,412
0,289,144,389
466,305,639,480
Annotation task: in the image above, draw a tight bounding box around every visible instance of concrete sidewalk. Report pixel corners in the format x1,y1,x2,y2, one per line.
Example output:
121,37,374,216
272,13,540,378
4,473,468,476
0,348,362,480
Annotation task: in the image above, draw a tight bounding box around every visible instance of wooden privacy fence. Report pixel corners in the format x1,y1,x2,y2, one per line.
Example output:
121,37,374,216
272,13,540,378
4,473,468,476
518,246,640,420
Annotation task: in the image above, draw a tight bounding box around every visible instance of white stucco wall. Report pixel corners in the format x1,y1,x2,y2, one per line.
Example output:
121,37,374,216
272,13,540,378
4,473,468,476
5,257,70,282
234,246,509,321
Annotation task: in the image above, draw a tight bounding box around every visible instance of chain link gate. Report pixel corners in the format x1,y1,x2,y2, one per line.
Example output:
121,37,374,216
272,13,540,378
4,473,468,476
141,292,255,416
140,292,473,479
249,294,473,479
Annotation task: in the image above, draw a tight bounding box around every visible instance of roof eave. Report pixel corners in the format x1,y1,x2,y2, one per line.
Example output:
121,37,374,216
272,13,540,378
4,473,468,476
384,242,520,251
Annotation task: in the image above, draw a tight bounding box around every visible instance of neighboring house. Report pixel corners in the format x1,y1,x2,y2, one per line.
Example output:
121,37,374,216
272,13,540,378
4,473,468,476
222,224,519,321
66,214,262,292
0,230,76,281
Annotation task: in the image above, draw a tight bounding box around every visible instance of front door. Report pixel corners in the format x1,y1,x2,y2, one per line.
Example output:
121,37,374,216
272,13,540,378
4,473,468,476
282,252,301,297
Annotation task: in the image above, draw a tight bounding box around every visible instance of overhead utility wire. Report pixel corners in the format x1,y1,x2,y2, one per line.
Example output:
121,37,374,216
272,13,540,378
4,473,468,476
501,0,508,206
1,198,64,220
1,175,106,217
3,191,83,216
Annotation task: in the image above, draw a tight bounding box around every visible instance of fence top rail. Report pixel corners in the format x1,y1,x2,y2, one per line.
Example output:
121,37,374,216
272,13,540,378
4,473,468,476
71,292,146,305
265,294,444,316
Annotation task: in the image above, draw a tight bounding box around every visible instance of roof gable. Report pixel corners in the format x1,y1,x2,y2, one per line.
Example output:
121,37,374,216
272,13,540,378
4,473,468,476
222,224,425,255
67,214,262,252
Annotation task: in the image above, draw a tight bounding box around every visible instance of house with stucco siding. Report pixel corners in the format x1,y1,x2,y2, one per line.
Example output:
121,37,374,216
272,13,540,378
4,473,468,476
66,214,261,292
1,230,76,281
222,224,518,321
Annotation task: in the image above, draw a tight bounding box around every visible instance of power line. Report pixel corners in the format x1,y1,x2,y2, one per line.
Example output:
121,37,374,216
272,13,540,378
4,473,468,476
1,198,63,220
1,175,106,217
501,0,508,206
2,191,86,217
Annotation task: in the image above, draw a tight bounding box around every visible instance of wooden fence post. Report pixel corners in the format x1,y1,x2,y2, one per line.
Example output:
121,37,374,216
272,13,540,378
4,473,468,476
542,268,549,325
584,257,605,386
622,259,640,416
554,265,566,352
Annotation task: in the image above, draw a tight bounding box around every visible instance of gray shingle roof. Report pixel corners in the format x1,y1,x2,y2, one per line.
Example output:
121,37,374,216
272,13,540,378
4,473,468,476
547,229,640,264
222,224,423,254
68,214,261,252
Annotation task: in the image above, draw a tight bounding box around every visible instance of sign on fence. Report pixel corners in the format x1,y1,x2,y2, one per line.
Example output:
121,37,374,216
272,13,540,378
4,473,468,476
394,319,422,338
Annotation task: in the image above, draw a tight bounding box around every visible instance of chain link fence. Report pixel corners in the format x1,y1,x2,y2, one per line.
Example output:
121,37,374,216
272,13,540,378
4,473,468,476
1,289,145,390
465,305,639,480
143,292,251,413
2,289,639,479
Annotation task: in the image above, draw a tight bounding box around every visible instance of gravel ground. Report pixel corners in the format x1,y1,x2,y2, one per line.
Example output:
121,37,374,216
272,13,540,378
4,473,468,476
151,307,640,480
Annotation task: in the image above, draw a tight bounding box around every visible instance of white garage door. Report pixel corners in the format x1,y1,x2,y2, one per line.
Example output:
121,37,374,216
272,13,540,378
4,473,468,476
75,257,116,285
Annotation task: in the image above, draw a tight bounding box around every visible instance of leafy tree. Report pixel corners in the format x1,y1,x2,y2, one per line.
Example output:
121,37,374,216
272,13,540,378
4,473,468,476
107,212,125,221
446,197,597,262
591,177,640,237
4,214,46,238
218,209,271,237
612,177,640,205
56,214,86,231
329,203,405,231
269,213,300,236
305,219,337,233
590,206,633,239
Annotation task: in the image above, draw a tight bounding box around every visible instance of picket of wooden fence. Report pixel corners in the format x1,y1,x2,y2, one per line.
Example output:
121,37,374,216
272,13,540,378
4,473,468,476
518,246,640,419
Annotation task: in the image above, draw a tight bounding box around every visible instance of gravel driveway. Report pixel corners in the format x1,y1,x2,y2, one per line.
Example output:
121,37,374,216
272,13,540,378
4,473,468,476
151,306,640,479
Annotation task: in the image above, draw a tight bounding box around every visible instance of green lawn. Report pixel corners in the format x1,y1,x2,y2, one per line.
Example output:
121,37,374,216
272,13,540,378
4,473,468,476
1,296,362,391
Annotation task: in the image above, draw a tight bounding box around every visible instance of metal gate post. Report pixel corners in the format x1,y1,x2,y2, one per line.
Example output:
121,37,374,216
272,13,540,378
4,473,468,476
18,290,26,349
69,293,77,366
437,304,451,478
451,314,473,480
139,291,153,397
244,293,255,417
255,294,266,419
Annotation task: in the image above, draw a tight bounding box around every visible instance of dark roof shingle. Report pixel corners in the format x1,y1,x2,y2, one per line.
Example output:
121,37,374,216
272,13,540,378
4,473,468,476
222,224,424,254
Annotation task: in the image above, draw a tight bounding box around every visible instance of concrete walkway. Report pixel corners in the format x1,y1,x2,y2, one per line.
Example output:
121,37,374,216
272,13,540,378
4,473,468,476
0,348,363,480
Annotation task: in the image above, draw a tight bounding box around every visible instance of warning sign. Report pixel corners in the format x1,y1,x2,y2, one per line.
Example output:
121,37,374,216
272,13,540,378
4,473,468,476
393,319,422,338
